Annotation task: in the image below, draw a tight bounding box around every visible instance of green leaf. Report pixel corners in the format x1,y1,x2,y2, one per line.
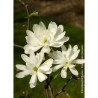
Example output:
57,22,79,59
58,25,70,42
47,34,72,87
28,11,38,17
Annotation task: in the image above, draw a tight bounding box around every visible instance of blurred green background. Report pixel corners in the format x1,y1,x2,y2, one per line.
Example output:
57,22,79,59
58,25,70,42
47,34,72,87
14,1,84,97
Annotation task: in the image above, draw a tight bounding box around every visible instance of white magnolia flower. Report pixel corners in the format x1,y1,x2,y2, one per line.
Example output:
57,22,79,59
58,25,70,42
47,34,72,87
49,45,85,78
16,51,53,88
24,21,69,54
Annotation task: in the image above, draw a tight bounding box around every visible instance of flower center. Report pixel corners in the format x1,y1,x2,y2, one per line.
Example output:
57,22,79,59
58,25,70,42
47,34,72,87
43,38,47,43
33,66,38,71
64,61,68,67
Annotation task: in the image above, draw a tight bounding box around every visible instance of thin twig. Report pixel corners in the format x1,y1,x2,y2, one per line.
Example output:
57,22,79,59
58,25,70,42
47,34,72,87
45,88,49,98
14,44,24,49
54,76,72,98
24,4,30,29
18,0,30,29
45,75,54,98
48,85,54,98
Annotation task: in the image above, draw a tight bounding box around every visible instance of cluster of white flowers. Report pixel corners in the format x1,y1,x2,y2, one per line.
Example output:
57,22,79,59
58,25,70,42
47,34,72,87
16,21,84,88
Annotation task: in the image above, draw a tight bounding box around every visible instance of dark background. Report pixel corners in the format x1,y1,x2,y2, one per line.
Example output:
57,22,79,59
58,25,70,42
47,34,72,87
14,0,84,29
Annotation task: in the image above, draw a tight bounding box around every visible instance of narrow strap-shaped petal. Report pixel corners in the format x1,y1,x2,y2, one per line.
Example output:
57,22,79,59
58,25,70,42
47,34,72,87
39,21,46,29
52,64,63,72
39,59,53,72
58,25,64,31
48,21,57,35
73,59,85,64
36,52,44,67
16,64,26,70
29,74,37,84
21,54,33,64
24,44,42,54
61,68,67,78
41,45,50,54
16,70,30,78
54,28,65,41
26,30,34,37
61,45,67,54
66,45,72,59
29,74,37,88
69,66,78,76
37,71,47,82
45,68,52,74
73,45,78,52
70,50,80,61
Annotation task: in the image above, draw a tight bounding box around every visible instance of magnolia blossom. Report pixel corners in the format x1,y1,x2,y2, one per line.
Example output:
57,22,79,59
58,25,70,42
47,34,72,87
49,45,85,78
16,51,53,88
24,21,69,54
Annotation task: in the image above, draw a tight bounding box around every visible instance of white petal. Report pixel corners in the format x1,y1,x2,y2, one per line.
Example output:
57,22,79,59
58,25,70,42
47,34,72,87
33,24,45,40
53,60,62,64
73,45,78,52
21,54,30,62
66,45,72,58
57,36,69,42
54,28,65,41
41,46,50,54
45,68,52,74
69,67,78,76
26,30,42,46
24,44,42,54
37,72,47,82
16,64,26,70
70,50,80,61
30,83,36,88
61,45,67,54
69,64,76,69
26,30,34,37
50,42,63,47
29,50,35,60
50,51,64,60
39,59,53,71
61,69,67,78
26,36,42,46
33,24,43,34
29,74,37,88
36,52,44,67
16,71,30,78
51,37,69,48
29,74,37,84
39,21,46,29
48,21,57,34
58,25,64,31
53,64,63,72
73,59,85,64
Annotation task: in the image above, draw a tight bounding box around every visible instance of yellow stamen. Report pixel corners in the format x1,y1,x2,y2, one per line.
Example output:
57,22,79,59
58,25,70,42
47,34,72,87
33,66,38,71
65,61,68,67
43,38,47,43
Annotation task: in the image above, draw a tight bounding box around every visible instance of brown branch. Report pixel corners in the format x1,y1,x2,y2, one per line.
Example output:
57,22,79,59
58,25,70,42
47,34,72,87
48,85,54,98
54,75,80,98
45,75,54,98
45,88,49,98
14,44,24,49
54,76,72,98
